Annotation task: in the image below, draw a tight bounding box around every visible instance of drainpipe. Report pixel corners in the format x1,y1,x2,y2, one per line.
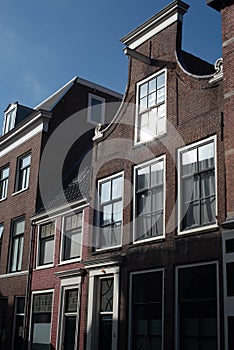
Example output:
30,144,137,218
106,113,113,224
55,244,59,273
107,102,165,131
23,223,36,350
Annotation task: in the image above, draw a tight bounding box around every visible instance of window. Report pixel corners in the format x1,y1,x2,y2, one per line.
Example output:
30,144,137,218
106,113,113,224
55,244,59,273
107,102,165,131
30,292,53,350
60,288,79,350
9,217,25,273
134,157,165,242
130,270,163,350
38,222,55,266
15,153,31,192
3,106,16,135
0,166,9,200
13,297,25,350
88,93,105,124
0,298,8,350
96,173,123,249
178,137,216,233
86,266,119,350
0,224,3,259
176,263,218,350
61,213,83,262
136,71,166,142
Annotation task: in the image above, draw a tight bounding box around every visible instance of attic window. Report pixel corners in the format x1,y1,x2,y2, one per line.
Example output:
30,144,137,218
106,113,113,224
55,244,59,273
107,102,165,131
3,106,17,135
87,93,105,125
135,70,166,143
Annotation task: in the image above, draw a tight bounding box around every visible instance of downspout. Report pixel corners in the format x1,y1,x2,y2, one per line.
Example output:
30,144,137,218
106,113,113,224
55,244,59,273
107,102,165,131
23,222,36,350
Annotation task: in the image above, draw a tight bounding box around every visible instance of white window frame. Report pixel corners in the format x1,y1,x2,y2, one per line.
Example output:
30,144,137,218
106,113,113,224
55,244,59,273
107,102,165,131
128,268,164,350
135,69,167,144
29,289,54,350
133,155,166,243
14,152,31,194
57,276,82,350
96,171,124,251
3,104,17,135
0,224,3,257
36,220,56,269
87,93,105,125
177,135,218,235
0,165,10,201
86,266,120,350
175,261,220,350
60,211,83,264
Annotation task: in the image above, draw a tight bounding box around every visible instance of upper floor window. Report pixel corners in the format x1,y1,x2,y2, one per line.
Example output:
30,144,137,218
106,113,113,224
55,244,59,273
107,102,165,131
136,71,166,143
87,93,105,125
178,137,217,233
38,221,55,267
3,105,16,135
96,173,123,250
15,153,31,192
9,217,25,273
61,212,83,262
0,166,9,200
134,157,165,242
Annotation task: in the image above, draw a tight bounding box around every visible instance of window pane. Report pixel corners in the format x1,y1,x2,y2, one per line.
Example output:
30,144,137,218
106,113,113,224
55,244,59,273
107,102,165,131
0,225,3,239
113,201,122,223
100,181,111,203
149,78,156,94
11,238,19,272
198,142,214,171
226,262,234,296
91,98,102,123
63,316,77,350
100,279,113,312
140,97,147,111
182,149,197,175
157,87,165,104
64,230,81,260
137,166,150,191
14,220,25,236
151,161,163,187
40,238,54,265
112,176,122,200
140,83,148,98
148,92,156,107
21,154,31,169
102,204,112,225
157,73,165,89
65,289,78,313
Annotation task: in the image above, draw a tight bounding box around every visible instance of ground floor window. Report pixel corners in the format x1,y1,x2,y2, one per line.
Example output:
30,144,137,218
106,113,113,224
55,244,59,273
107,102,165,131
13,296,25,350
177,263,218,350
130,269,163,350
30,291,53,350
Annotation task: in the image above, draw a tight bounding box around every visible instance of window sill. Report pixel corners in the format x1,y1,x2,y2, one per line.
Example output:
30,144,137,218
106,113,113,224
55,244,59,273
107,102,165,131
93,245,122,255
133,235,165,245
177,223,219,237
0,197,7,203
59,257,82,266
133,131,167,148
0,270,28,278
12,187,29,196
35,263,54,270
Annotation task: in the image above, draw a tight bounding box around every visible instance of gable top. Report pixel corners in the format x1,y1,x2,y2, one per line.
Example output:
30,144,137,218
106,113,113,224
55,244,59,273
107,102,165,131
35,76,122,112
120,0,189,50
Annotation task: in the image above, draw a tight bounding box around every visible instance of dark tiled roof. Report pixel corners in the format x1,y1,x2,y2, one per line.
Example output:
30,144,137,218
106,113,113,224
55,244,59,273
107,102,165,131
178,50,215,76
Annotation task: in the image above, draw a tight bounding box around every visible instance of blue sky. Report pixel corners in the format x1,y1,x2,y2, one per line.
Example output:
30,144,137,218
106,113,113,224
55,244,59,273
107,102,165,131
0,0,221,131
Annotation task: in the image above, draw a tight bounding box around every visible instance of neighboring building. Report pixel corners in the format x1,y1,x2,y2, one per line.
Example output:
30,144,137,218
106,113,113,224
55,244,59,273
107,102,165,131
0,77,122,350
85,0,232,349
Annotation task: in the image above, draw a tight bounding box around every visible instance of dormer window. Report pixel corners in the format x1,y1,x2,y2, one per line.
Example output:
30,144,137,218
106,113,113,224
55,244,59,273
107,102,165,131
135,70,166,143
3,104,17,135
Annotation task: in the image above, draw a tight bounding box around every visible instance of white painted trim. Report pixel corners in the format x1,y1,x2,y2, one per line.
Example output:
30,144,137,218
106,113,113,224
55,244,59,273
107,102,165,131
128,268,164,350
96,171,124,250
87,93,106,125
134,69,167,144
28,289,54,347
86,266,120,350
59,210,84,264
0,270,28,279
0,123,43,158
133,155,166,243
129,13,179,50
57,277,82,350
31,201,88,224
177,135,218,235
175,261,220,350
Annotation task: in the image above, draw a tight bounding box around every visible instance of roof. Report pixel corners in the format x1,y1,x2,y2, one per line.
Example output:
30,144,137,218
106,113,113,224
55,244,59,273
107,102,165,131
177,50,215,76
35,76,122,112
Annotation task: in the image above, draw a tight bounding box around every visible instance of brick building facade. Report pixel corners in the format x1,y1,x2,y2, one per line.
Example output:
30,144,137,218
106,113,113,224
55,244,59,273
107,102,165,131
0,0,234,349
